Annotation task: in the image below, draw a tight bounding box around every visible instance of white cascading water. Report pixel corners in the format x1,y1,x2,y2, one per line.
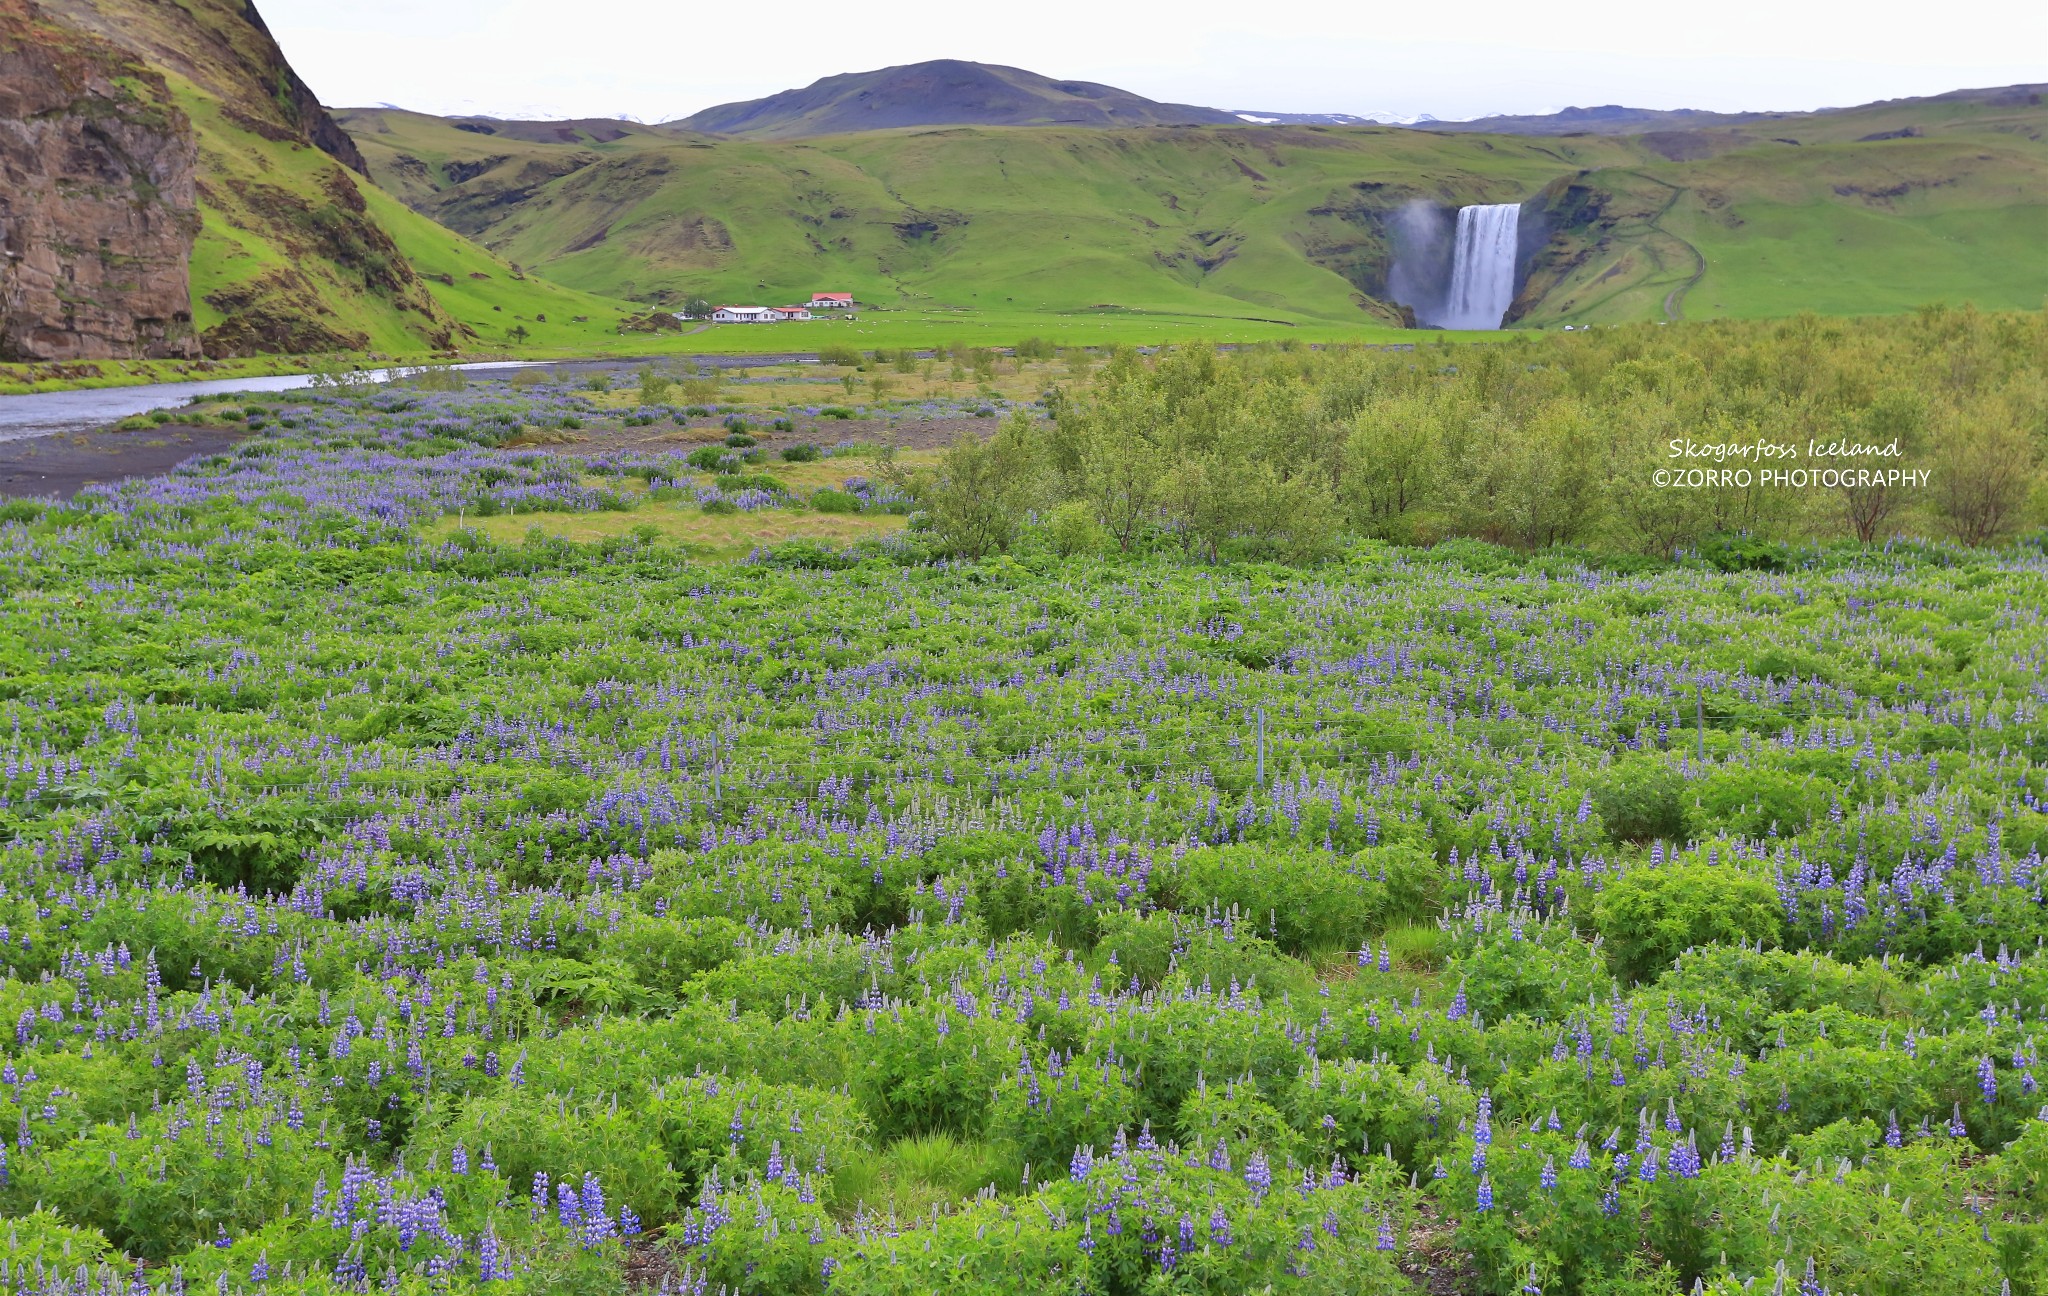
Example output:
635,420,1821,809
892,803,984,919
1438,203,1521,330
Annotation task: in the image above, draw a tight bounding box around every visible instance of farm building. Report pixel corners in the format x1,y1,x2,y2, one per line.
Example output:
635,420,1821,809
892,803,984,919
810,293,854,309
711,306,779,323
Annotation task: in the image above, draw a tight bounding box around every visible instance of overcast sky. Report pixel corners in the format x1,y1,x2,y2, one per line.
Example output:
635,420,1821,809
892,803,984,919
261,0,2048,123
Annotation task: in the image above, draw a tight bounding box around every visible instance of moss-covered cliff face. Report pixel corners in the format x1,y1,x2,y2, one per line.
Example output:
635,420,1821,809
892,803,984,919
30,0,458,356
0,0,201,362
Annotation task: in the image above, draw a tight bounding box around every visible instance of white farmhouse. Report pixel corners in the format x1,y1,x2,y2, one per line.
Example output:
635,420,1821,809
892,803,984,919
711,306,780,323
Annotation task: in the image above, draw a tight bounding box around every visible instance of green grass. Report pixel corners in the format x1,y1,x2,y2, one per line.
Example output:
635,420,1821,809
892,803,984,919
1678,200,2047,320
1521,129,2048,326
424,508,908,561
0,354,355,397
830,1133,1020,1218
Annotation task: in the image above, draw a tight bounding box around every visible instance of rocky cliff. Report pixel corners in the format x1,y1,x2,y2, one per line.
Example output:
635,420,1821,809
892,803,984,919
20,0,459,356
0,0,201,361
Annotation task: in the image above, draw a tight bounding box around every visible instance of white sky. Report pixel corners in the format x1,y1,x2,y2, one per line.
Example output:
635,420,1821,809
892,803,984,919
261,0,2048,123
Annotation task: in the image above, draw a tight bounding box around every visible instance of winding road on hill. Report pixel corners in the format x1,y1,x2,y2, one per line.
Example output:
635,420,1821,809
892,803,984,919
1637,174,1709,322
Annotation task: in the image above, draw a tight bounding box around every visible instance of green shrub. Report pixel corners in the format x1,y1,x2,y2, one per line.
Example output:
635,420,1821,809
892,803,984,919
1689,767,1819,838
1170,843,1424,956
1045,501,1106,556
1592,755,1688,843
780,443,822,462
1592,863,1783,983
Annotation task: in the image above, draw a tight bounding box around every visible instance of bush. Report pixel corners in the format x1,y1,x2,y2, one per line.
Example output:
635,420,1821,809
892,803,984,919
818,406,856,420
1045,501,1106,557
1592,863,1783,983
725,432,757,448
1688,767,1820,839
1169,843,1432,956
1592,755,1687,843
780,443,822,463
811,488,861,514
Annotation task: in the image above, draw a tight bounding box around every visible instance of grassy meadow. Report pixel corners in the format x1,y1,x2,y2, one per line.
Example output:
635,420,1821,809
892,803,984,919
0,310,2046,1292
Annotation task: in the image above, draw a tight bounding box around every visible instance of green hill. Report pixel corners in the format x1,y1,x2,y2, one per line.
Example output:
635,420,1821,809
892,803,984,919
340,86,2048,330
31,0,639,358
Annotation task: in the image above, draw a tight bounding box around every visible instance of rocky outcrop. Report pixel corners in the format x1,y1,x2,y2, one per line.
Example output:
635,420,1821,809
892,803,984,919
28,0,463,357
0,0,201,361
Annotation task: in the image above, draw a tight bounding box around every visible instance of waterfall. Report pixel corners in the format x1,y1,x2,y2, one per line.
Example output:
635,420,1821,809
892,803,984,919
1438,203,1521,330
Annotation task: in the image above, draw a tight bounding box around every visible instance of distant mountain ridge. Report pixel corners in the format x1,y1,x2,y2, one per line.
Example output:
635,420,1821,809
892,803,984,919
1378,84,2044,136
644,63,2044,141
1231,110,1440,127
668,60,1240,137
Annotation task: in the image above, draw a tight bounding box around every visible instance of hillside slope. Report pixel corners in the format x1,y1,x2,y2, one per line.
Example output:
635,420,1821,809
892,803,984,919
673,61,1239,138
16,0,640,358
32,0,465,354
341,110,1638,323
342,88,2048,328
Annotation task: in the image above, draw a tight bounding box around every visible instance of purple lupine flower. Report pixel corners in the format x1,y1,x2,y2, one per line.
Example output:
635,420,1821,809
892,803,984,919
1209,1205,1233,1248
478,1226,506,1282
1244,1149,1271,1198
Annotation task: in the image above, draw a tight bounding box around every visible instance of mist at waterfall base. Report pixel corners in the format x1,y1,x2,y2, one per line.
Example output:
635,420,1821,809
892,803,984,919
1388,201,1527,330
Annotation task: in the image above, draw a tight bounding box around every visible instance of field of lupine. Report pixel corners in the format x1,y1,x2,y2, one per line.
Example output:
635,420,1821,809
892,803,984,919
0,371,2047,1296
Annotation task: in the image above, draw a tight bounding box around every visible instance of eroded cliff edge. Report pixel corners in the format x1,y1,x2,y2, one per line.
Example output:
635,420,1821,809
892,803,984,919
0,0,200,361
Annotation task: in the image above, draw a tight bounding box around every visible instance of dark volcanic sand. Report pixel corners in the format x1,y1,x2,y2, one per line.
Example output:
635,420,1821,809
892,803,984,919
0,425,246,500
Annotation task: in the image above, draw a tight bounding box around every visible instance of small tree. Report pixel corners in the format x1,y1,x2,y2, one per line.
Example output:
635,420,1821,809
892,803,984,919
1932,400,2037,546
1836,388,1925,544
683,296,711,319
637,368,673,406
506,324,531,346
924,415,1038,559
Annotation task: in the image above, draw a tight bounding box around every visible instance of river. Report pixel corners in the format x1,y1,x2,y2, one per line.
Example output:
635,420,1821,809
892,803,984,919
0,353,831,444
